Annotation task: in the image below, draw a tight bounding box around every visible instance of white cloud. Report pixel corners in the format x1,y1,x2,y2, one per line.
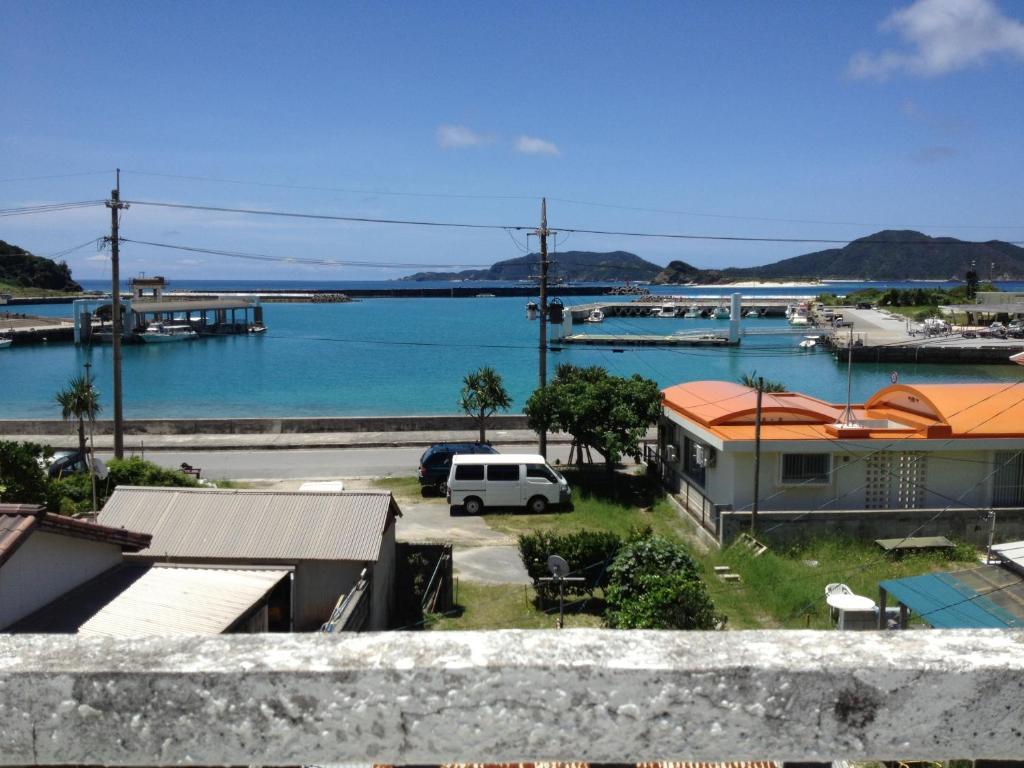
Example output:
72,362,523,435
514,135,560,156
848,0,1024,79
85,254,109,263
437,124,490,148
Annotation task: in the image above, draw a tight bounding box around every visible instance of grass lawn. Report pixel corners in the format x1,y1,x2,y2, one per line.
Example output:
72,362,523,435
370,475,433,501
696,538,979,629
0,282,84,299
427,582,603,630
483,467,691,542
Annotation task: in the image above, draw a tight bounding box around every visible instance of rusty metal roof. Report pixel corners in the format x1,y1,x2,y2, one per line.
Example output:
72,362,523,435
97,487,398,563
0,504,150,568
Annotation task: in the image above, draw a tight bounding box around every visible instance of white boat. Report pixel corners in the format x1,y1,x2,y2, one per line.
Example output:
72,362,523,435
584,308,605,323
683,304,701,318
798,339,816,349
1011,351,1024,366
744,309,761,318
712,305,729,319
0,337,11,349
138,323,198,343
788,302,811,325
654,304,677,318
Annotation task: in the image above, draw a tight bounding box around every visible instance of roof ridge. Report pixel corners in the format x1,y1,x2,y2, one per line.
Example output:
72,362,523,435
115,486,391,495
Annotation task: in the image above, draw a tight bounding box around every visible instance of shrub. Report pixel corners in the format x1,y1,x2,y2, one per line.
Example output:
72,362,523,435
0,440,52,505
605,533,723,629
518,529,623,596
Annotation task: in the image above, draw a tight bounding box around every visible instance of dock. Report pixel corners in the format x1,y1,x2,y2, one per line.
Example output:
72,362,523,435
565,296,807,322
557,333,739,347
0,313,75,345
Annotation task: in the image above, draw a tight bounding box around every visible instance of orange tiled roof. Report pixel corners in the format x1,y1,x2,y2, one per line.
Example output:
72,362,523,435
662,380,1024,442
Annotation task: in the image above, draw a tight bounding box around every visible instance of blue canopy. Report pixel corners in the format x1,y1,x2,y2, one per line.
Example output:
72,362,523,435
880,565,1024,629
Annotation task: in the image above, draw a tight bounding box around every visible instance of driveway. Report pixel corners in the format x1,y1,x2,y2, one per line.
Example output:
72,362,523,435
395,500,530,585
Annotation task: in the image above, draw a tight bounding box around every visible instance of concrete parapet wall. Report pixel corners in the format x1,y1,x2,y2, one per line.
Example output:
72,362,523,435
720,506,1024,547
0,413,532,436
1,630,1022,765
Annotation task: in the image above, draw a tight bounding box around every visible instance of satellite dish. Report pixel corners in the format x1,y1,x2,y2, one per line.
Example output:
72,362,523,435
88,456,109,481
547,555,570,578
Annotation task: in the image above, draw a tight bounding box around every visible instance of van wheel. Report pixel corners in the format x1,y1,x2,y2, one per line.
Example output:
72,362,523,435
436,478,448,497
464,496,483,515
527,495,548,514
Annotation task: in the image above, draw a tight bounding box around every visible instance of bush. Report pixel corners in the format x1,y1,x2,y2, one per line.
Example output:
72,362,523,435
605,533,723,629
0,440,53,505
518,529,623,596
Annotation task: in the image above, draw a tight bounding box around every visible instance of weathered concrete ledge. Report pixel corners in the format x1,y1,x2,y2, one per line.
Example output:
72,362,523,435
0,413,532,436
1,630,1022,765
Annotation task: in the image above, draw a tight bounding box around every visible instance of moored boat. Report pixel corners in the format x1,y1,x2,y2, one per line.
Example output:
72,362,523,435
683,304,700,318
712,305,729,319
138,323,198,343
0,337,11,349
584,308,605,324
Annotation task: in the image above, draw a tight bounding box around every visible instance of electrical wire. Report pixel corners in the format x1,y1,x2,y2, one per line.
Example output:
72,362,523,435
0,200,106,218
0,171,113,185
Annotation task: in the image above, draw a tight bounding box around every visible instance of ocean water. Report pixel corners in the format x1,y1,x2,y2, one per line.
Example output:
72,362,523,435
3,281,1022,419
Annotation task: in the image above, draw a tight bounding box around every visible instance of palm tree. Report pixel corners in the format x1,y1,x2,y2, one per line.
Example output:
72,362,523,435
56,375,101,459
738,371,786,393
459,366,512,443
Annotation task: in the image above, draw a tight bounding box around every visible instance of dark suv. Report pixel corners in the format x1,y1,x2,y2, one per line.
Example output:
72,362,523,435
418,442,498,495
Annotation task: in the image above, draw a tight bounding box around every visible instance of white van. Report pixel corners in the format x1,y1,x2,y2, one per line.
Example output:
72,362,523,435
447,453,571,515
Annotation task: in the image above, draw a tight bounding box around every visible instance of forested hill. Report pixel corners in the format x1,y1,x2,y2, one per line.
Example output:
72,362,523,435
724,230,1024,281
402,250,663,282
0,240,82,291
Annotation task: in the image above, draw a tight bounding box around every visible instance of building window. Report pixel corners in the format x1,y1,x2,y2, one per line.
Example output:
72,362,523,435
682,436,706,487
781,453,831,484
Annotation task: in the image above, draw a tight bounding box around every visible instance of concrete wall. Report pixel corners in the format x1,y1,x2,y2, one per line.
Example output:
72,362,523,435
720,506,1024,547
0,414,532,435
293,560,364,631
0,531,122,629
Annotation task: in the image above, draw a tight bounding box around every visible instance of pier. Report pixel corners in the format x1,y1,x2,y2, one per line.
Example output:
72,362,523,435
557,333,738,347
0,313,75,345
565,295,807,322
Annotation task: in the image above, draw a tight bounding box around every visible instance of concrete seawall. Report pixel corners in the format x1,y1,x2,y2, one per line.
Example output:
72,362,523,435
0,414,532,436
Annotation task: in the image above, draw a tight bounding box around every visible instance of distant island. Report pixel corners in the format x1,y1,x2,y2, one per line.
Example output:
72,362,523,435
402,250,663,282
402,231,1024,284
0,239,82,292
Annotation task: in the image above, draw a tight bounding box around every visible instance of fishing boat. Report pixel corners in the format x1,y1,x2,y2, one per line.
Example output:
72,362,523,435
712,305,730,319
138,323,198,343
744,309,761,318
0,337,11,349
798,335,818,349
683,304,701,318
654,304,677,318
248,324,267,334
584,308,605,324
788,303,810,326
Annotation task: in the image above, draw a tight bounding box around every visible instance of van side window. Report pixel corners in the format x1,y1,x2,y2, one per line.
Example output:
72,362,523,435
526,464,557,482
487,464,519,481
454,465,484,481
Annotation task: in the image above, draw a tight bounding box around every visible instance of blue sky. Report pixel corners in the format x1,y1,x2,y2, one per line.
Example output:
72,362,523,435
2,0,1023,281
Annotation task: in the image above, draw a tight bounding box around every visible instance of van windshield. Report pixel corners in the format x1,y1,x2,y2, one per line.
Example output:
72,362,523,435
526,464,558,483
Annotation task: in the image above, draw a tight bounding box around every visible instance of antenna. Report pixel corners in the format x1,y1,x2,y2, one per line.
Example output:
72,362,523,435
538,554,585,628
837,325,859,428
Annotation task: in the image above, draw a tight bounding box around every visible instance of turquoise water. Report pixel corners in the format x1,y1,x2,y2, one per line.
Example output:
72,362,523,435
3,288,1021,418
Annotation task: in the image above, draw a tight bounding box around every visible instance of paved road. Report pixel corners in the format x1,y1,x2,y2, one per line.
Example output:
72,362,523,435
99,443,575,480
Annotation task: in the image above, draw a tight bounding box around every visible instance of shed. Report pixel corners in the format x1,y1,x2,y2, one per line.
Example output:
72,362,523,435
878,565,1024,629
9,563,291,635
0,504,151,630
97,487,401,630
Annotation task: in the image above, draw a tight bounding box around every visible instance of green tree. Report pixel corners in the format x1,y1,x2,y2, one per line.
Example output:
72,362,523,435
55,375,101,459
0,440,53,506
459,366,512,443
605,533,723,630
525,364,662,472
737,371,785,393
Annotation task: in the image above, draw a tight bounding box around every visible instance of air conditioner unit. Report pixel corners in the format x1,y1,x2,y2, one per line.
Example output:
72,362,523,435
664,444,678,463
695,444,717,468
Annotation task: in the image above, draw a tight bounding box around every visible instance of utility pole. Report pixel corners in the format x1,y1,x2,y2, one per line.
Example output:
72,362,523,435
536,198,550,458
84,361,98,513
105,169,128,459
751,377,763,535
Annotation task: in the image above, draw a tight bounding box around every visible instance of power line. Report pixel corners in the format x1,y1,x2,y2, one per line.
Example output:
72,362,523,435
0,171,113,185
0,200,106,218
122,169,539,202
124,199,533,231
549,196,1024,230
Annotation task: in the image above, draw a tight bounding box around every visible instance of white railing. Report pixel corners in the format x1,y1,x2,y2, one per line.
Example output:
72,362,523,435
1,630,1022,766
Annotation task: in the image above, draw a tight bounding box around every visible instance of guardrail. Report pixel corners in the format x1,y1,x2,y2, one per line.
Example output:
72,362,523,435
1,630,1022,765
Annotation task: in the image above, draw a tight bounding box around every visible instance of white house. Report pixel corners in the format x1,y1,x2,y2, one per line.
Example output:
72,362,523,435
657,380,1024,545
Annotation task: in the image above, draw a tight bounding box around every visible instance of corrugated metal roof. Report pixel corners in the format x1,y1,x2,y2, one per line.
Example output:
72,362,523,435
77,564,289,636
992,540,1024,576
880,565,1024,629
98,487,396,562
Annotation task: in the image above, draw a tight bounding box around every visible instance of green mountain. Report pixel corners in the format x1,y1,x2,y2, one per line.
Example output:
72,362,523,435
650,260,709,284
402,250,663,282
0,240,82,291
725,230,1024,280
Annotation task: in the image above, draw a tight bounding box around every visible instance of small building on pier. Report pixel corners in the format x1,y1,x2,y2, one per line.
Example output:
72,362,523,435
72,275,263,344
